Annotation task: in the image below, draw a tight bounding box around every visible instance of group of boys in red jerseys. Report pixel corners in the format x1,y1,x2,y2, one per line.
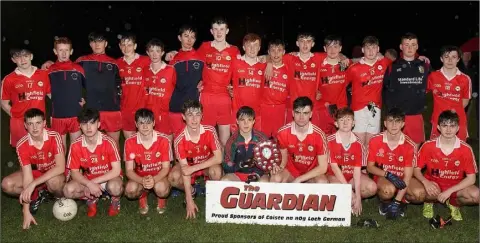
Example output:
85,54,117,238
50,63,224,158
1,16,478,230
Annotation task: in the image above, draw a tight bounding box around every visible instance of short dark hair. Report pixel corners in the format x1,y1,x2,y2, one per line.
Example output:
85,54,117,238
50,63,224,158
334,107,354,120
440,45,463,59
297,32,315,41
88,32,107,42
120,32,137,44
181,99,202,114
362,36,379,47
135,108,154,123
385,108,405,122
10,47,32,58
211,16,228,28
236,106,255,119
178,24,197,36
293,96,313,111
400,32,418,43
77,108,100,124
324,35,342,47
438,110,459,126
24,108,45,122
146,38,165,51
268,39,285,49
385,48,398,59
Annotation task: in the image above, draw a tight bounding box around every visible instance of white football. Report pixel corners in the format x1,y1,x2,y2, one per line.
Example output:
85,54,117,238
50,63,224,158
53,198,78,221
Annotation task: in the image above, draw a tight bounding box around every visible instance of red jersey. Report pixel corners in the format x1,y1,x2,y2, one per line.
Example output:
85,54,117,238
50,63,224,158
1,67,51,118
347,58,392,111
67,133,122,180
16,130,64,172
197,41,240,94
284,52,327,108
427,68,471,126
174,125,221,165
326,132,366,181
117,54,150,112
231,57,267,112
144,64,176,113
277,122,328,174
417,137,477,185
367,132,416,179
124,131,173,176
262,64,289,105
317,58,351,108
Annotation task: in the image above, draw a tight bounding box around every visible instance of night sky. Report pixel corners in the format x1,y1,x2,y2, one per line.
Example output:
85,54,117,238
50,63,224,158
1,1,479,76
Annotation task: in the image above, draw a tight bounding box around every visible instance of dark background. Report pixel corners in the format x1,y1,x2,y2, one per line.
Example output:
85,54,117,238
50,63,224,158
1,1,479,76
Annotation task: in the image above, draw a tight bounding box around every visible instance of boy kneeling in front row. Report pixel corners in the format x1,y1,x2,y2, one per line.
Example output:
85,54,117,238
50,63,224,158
326,107,377,216
124,108,172,215
63,108,124,217
222,106,270,182
406,110,479,221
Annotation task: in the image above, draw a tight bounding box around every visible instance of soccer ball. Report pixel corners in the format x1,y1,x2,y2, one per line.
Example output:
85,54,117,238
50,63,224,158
53,198,77,221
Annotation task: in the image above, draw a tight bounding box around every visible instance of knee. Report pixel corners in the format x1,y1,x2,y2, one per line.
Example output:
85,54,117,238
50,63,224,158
469,188,480,204
106,180,124,197
1,177,15,194
208,165,223,181
269,174,282,183
378,184,396,200
154,180,171,198
168,170,181,184
411,188,426,202
314,176,329,184
124,182,139,199
362,181,377,198
63,183,76,198
46,176,65,193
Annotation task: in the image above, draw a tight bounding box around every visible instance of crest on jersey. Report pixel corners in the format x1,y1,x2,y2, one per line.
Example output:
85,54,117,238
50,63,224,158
303,65,307,69
310,63,315,68
402,64,407,68
160,78,166,84
226,56,231,61
282,74,288,79
454,160,460,166
351,155,355,160
455,86,460,91
418,66,424,73
106,64,113,70
188,150,192,154
377,65,382,71
193,62,200,69
398,156,404,162
136,67,142,72
101,155,105,161
129,153,135,160
156,152,160,158
71,73,78,80
37,81,43,87
258,70,263,75
308,145,314,152
204,145,208,150
48,152,52,158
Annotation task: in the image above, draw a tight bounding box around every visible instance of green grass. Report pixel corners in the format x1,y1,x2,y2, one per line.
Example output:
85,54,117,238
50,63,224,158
1,94,479,242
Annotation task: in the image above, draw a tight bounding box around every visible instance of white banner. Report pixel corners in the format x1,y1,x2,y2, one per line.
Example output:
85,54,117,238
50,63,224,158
205,181,352,227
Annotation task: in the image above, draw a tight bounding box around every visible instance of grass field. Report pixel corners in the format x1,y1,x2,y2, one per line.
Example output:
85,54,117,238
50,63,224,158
1,94,479,242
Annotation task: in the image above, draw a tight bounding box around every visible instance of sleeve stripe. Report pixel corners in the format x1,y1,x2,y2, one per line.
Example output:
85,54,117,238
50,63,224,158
174,132,186,160
49,131,64,155
104,135,121,162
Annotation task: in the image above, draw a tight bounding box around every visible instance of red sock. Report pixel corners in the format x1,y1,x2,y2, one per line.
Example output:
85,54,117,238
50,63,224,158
448,192,459,207
31,188,39,201
401,198,409,204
